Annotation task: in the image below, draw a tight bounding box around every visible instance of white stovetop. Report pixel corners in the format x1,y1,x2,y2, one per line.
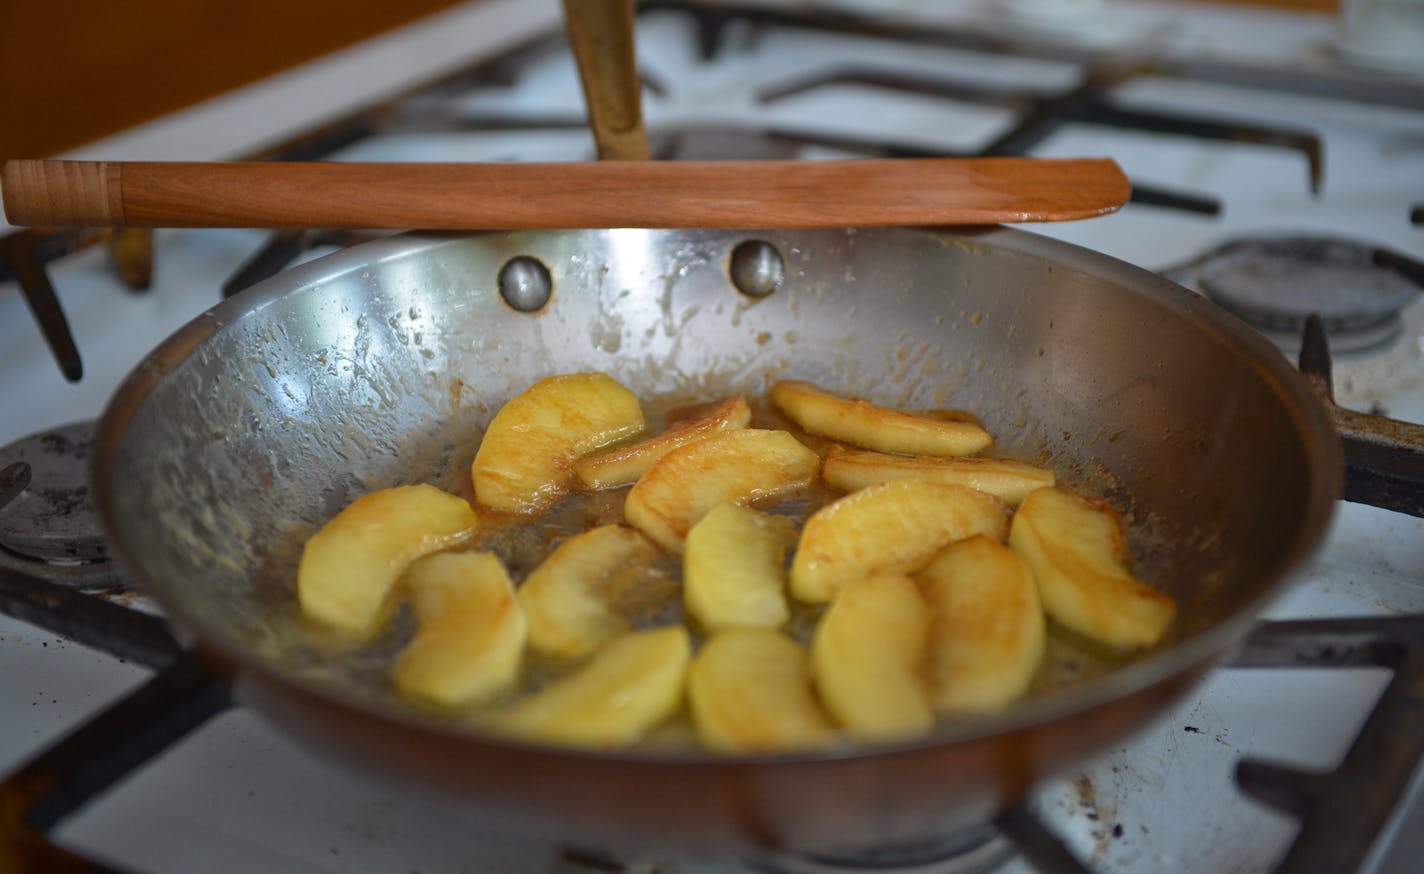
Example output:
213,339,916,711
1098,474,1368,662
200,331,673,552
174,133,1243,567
2,1,1423,872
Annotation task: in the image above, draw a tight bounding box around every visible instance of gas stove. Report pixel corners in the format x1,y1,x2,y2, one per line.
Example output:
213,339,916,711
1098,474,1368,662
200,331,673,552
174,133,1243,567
2,1,1423,872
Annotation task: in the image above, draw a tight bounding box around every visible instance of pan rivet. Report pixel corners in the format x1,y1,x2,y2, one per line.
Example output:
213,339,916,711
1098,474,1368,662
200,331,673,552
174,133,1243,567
730,240,784,298
498,256,553,312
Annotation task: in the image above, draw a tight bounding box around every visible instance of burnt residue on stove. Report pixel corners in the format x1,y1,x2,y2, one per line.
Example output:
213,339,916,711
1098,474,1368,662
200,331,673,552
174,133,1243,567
37,431,85,459
25,484,89,522
1062,770,1140,868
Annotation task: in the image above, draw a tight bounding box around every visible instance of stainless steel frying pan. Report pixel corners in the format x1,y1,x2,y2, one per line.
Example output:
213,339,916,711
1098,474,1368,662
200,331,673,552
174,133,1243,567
90,225,1340,857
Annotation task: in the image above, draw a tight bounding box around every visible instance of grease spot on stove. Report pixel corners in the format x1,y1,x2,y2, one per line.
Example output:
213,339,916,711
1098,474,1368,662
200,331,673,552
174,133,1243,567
1071,771,1127,865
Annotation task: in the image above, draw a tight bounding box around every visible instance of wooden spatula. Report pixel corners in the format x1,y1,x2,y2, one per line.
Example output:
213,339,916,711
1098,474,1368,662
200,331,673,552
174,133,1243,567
0,157,1130,230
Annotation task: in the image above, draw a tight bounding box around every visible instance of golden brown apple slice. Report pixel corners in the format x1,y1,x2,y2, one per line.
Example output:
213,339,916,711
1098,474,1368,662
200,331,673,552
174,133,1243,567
790,479,1009,604
392,551,527,707
1009,487,1177,648
573,396,752,489
917,535,1045,714
489,626,690,749
771,379,991,456
921,408,985,428
517,524,660,659
683,503,796,631
822,445,1054,505
810,574,932,743
472,372,644,513
298,484,480,637
688,628,837,753
624,429,820,553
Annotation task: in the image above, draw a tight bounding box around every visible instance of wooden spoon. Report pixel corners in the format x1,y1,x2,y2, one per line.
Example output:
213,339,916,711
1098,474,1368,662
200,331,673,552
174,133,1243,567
0,157,1130,229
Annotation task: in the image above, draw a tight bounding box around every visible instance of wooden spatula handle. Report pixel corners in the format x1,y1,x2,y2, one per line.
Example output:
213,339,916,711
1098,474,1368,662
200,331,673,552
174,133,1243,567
1,158,1130,230
562,0,648,161
3,159,124,227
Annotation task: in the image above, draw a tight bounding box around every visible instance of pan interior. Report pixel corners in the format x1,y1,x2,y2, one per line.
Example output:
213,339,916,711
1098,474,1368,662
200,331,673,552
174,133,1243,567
97,226,1331,744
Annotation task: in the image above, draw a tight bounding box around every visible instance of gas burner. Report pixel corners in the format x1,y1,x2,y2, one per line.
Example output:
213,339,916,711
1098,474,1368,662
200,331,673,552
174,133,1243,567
1164,236,1424,356
1335,1,1424,74
0,421,120,590
749,824,1015,874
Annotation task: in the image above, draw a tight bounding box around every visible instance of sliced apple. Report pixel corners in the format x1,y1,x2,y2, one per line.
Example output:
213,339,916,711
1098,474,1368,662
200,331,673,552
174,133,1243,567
624,429,820,553
688,628,837,753
392,551,527,707
790,479,1009,604
1009,487,1177,648
822,445,1054,506
573,395,752,489
811,574,932,743
298,484,480,637
517,524,661,659
771,379,991,457
472,372,644,513
921,408,984,428
683,503,796,632
917,535,1045,714
490,626,691,749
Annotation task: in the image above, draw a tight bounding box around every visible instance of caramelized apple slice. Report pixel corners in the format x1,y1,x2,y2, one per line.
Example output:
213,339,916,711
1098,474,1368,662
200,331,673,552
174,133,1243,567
689,628,837,753
917,536,1045,714
1009,487,1176,648
822,445,1054,505
490,626,690,749
624,429,820,553
921,408,984,428
683,503,796,631
298,484,479,637
772,380,991,456
472,372,644,513
518,524,661,659
392,552,527,707
573,396,752,489
790,479,1009,604
811,574,932,743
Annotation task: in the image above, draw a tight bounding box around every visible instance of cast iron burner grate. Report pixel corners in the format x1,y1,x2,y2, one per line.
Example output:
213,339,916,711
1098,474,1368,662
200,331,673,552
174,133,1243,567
1,319,1423,873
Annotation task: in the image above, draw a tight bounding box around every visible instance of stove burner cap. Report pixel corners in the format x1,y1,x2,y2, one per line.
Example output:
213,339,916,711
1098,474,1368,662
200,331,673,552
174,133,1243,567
751,823,1015,874
0,422,117,589
1191,236,1423,355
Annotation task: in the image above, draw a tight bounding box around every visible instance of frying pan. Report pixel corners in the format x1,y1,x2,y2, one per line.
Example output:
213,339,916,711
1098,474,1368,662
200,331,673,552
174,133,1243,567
89,224,1340,858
